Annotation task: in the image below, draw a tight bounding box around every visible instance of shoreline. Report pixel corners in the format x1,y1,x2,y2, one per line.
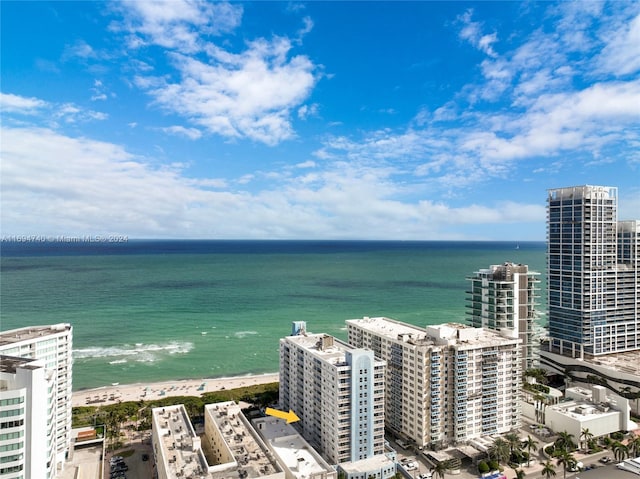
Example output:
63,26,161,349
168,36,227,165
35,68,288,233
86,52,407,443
71,372,279,407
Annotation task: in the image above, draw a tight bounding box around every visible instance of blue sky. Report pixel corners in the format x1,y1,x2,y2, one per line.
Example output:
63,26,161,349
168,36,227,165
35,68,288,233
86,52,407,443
1,1,639,240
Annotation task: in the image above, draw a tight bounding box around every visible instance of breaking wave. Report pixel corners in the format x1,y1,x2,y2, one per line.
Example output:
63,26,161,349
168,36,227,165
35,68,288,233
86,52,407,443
234,331,258,339
74,341,193,364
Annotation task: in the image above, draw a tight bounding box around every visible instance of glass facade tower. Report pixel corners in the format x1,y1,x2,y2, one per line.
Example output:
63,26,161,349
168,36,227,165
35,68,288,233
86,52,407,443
547,185,639,357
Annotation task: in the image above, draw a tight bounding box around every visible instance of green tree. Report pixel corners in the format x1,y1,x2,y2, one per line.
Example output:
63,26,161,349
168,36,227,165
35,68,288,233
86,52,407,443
490,437,511,465
514,469,526,479
613,441,629,462
554,431,575,452
553,450,576,479
431,460,449,479
541,460,556,479
580,428,594,452
478,461,490,474
523,435,538,467
627,435,640,457
505,432,522,454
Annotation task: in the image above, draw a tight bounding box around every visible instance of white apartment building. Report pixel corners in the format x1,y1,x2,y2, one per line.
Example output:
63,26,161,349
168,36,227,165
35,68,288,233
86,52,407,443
279,329,387,468
0,324,73,476
467,262,541,371
0,356,50,479
347,317,522,450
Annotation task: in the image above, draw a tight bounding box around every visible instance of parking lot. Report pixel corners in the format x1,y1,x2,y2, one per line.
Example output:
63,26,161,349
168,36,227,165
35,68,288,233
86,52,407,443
105,443,154,479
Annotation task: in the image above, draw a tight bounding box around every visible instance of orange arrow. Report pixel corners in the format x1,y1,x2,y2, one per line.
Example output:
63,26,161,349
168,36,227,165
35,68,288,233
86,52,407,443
265,407,300,423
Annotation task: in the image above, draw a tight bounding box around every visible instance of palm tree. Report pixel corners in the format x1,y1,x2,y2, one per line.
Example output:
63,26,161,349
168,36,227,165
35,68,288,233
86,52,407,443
490,437,511,465
580,428,594,452
514,469,526,479
541,460,557,479
554,431,575,452
553,450,576,479
431,460,448,479
613,441,629,462
627,435,640,457
523,435,538,467
505,432,522,455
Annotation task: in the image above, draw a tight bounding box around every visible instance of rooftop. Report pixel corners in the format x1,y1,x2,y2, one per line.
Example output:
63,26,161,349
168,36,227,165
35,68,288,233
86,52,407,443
338,454,395,474
283,334,363,366
347,317,520,349
0,355,42,375
588,350,640,376
0,323,71,347
252,416,336,479
153,404,209,479
204,402,280,478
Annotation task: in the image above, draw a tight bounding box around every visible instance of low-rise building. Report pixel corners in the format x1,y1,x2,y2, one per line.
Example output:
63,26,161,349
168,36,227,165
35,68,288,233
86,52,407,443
542,385,637,441
337,454,396,479
151,402,284,479
252,416,337,479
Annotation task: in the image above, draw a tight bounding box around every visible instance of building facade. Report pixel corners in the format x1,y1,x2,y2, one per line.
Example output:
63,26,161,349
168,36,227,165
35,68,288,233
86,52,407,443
347,317,522,450
466,262,541,371
545,185,639,357
279,329,386,466
0,324,73,476
0,356,50,479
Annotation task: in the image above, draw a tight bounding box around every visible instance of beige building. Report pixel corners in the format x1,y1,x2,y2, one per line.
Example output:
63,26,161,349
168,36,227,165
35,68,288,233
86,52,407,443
152,402,284,479
347,317,522,449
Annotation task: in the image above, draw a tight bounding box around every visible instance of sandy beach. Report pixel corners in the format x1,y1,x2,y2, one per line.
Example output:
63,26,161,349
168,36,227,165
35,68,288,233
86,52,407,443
72,373,279,407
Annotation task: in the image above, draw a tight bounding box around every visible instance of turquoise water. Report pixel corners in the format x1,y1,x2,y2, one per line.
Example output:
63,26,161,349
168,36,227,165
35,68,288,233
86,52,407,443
0,241,546,390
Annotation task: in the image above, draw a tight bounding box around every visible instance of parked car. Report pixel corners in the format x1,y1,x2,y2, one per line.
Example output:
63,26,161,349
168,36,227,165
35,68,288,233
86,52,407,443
599,457,612,464
404,461,418,471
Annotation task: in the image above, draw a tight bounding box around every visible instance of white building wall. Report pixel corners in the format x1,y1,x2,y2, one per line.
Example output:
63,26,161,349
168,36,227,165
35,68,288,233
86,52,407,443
279,334,386,465
0,324,73,474
0,358,50,479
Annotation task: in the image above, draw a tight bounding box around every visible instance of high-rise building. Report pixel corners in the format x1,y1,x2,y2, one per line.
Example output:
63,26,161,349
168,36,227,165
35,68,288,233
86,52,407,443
279,329,386,466
0,356,50,479
347,317,522,449
545,185,639,357
466,262,541,370
0,324,73,476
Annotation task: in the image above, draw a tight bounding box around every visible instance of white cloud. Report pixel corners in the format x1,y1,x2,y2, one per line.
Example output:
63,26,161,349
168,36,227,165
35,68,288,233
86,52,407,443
0,93,48,114
161,125,203,140
298,103,319,120
457,9,498,58
597,13,640,75
1,92,107,124
116,0,243,53
63,40,97,60
0,126,542,239
137,37,317,145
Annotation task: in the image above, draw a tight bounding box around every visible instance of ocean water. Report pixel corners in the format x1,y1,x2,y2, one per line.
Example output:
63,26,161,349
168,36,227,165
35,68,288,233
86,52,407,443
0,240,546,390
